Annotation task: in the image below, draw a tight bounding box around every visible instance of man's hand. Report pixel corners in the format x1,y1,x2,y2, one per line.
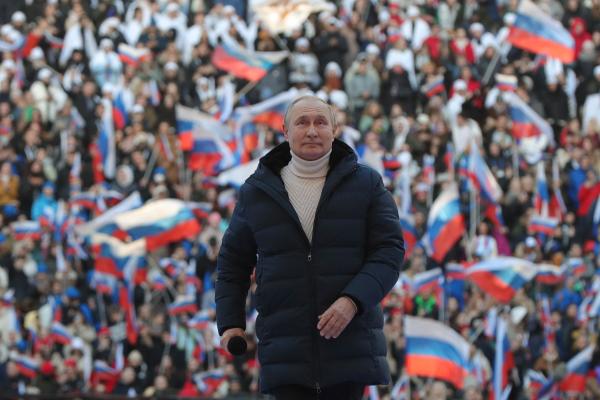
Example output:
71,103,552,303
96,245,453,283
220,327,245,350
317,297,357,339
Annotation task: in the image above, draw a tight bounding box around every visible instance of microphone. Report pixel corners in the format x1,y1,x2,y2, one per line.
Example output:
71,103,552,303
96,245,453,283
227,336,247,356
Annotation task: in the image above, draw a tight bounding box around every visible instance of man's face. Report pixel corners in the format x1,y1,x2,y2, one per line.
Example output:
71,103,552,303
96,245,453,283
284,99,335,161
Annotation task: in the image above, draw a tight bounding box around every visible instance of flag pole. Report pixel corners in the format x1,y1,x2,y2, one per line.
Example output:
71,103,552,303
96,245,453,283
142,145,159,184
233,80,259,105
96,291,108,328
482,50,501,86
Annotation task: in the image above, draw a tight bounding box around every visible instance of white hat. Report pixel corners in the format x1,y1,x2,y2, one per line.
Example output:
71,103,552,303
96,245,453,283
511,306,528,325
417,113,430,125
11,11,26,23
71,337,84,351
166,3,179,13
407,5,420,18
453,79,467,91
29,47,44,61
318,12,332,23
329,89,348,110
2,59,15,71
366,43,380,56
223,5,236,14
164,61,179,71
525,236,537,248
593,65,600,76
132,104,144,113
503,12,516,26
100,38,113,49
295,37,309,49
325,61,342,77
469,22,484,33
38,68,52,80
102,83,114,94
0,25,13,36
481,33,497,49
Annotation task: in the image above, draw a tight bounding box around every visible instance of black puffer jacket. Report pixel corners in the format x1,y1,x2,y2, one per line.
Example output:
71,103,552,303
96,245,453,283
216,140,405,393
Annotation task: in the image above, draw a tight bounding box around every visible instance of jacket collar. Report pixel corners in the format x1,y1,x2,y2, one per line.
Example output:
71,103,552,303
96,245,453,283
254,139,357,180
247,139,358,245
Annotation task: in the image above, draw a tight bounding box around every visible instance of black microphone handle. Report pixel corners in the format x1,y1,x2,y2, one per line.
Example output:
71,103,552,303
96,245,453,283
227,335,247,356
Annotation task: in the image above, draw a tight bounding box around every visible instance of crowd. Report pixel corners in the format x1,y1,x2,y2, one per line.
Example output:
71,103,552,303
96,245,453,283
0,0,599,398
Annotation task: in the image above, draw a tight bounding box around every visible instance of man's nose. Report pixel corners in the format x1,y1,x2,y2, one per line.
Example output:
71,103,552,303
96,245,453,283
306,124,318,136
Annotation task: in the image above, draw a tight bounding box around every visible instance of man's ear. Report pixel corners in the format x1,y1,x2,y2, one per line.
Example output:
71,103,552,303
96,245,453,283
283,125,289,140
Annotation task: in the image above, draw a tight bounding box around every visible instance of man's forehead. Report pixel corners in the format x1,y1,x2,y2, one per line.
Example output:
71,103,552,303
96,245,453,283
290,99,329,117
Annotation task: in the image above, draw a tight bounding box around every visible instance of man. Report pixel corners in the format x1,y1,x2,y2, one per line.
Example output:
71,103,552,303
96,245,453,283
216,96,405,399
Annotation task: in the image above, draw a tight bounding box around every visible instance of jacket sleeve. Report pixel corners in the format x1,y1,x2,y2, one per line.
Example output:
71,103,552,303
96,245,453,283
215,187,257,335
341,172,405,314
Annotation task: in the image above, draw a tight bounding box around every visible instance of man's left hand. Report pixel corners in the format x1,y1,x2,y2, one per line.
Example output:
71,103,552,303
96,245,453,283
317,297,357,339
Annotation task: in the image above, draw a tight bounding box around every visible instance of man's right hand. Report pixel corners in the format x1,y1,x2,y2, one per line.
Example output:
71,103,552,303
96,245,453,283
220,327,246,350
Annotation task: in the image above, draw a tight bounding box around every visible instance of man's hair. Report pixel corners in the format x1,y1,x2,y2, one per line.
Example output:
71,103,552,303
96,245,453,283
283,95,337,129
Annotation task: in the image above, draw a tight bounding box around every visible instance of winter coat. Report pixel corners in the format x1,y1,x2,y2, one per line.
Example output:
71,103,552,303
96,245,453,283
216,139,405,393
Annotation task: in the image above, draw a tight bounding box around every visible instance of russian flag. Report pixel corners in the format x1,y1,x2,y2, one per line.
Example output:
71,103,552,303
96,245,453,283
150,273,168,291
566,257,586,276
119,282,138,344
390,374,409,400
194,369,226,395
97,199,202,251
534,162,550,216
160,257,187,277
398,213,417,259
503,92,554,146
557,346,594,393
91,270,118,297
535,263,565,285
1,290,14,308
404,316,471,389
236,119,259,162
168,297,198,315
158,132,175,162
90,234,145,279
11,220,42,240
233,88,304,161
13,354,39,378
507,0,575,63
529,214,558,236
446,262,468,281
70,192,99,212
73,192,143,238
466,257,537,303
540,297,556,348
422,155,435,188
50,321,73,345
175,106,236,174
112,92,128,130
188,311,212,330
525,370,550,398
423,76,445,98
383,155,402,177
410,268,443,295
467,144,503,203
495,74,517,92
97,101,116,180
118,43,151,67
422,184,466,263
493,318,514,400
211,42,288,82
93,360,119,381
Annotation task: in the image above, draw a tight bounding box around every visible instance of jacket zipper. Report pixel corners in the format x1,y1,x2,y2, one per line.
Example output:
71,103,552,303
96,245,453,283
309,165,357,394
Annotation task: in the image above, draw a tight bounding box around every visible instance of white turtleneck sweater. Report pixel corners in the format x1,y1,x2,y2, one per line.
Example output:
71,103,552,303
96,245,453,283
280,150,331,243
